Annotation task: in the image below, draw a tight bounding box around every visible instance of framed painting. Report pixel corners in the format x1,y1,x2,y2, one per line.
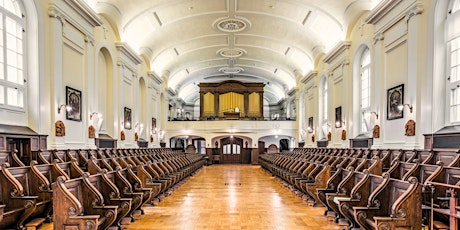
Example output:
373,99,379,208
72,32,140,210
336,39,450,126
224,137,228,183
335,106,342,128
124,107,132,130
308,117,313,133
66,86,82,121
387,84,404,120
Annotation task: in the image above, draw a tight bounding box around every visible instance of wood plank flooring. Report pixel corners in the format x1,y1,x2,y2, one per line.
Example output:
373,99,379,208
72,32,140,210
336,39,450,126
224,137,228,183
40,165,342,230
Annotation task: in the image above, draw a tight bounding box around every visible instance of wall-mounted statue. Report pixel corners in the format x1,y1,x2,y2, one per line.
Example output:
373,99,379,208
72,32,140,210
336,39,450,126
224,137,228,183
55,120,65,137
341,130,346,140
405,119,416,136
120,130,125,141
327,132,332,141
134,132,139,141
373,125,380,138
150,134,154,142
88,125,96,138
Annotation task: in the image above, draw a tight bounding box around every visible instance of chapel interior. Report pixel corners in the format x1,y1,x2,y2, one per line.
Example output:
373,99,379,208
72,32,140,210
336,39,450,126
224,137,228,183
0,0,459,229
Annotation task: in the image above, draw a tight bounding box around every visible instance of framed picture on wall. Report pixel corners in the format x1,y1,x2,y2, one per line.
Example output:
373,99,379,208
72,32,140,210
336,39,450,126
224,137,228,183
387,84,404,120
308,117,313,133
152,117,157,133
66,86,82,122
124,107,132,130
335,106,342,128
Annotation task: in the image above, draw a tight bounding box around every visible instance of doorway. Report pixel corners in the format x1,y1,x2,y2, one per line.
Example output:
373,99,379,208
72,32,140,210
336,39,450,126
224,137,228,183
220,136,243,164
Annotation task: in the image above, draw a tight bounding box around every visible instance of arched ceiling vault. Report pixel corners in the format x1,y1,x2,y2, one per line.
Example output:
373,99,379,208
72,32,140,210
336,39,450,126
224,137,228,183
87,0,382,104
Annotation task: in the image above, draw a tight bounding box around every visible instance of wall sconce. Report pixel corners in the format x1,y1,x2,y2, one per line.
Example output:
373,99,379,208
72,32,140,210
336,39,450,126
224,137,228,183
398,104,413,113
336,119,345,128
370,111,379,119
90,112,102,120
57,104,72,114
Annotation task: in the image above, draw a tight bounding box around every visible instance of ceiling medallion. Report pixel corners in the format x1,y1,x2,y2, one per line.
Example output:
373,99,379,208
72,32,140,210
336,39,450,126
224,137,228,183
213,17,250,33
219,67,244,74
217,48,247,58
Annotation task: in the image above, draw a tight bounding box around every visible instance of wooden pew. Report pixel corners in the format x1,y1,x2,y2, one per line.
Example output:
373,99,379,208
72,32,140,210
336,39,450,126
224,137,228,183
317,157,383,218
0,163,38,229
86,171,132,228
52,175,118,230
416,149,435,164
334,172,386,228
304,164,331,206
317,166,352,217
387,160,419,180
35,150,54,164
432,150,460,167
87,158,145,221
114,156,163,201
353,175,422,230
6,161,55,229
379,149,403,171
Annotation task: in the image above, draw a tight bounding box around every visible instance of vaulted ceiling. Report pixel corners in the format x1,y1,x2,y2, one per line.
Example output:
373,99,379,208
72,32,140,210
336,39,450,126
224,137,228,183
86,0,382,104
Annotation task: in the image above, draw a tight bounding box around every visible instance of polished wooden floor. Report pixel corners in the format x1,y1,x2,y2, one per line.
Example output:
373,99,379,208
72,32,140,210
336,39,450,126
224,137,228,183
40,165,342,230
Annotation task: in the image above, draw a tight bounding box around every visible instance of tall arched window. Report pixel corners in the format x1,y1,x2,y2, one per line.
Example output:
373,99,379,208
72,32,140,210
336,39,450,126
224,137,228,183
360,47,371,133
0,0,25,110
319,76,328,138
447,0,460,123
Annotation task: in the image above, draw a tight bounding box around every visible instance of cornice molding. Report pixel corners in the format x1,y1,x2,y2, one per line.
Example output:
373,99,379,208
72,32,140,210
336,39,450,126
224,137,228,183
62,0,103,27
48,4,97,43
323,41,351,64
116,42,143,65
168,88,177,97
365,0,405,24
148,71,164,85
287,88,297,97
301,71,318,84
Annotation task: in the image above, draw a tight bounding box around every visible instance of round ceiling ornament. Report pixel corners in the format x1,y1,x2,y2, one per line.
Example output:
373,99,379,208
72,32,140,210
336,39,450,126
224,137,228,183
213,17,251,33
217,48,247,58
218,66,244,74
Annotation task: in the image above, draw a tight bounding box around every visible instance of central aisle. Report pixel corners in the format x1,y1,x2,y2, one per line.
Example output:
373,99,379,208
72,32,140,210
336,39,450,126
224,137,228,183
125,165,342,230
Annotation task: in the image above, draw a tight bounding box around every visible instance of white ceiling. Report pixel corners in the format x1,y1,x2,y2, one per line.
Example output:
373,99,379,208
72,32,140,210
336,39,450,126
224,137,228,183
87,0,382,104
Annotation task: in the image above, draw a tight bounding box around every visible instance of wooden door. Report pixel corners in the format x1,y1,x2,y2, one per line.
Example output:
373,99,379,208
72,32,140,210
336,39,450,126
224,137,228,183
241,148,251,164
220,137,243,164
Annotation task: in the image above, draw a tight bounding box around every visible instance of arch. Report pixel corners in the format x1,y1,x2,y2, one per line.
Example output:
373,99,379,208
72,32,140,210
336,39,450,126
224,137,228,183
318,75,328,139
96,47,115,137
24,0,42,133
0,0,42,131
160,92,165,132
430,0,457,132
352,44,372,136
139,77,147,139
258,135,295,150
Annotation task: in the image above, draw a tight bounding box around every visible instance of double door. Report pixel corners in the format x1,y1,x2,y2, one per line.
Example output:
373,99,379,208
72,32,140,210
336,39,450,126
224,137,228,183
220,137,242,164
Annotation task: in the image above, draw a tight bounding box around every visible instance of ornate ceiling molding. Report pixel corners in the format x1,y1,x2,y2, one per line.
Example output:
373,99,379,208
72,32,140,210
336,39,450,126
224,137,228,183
218,66,244,74
217,48,247,58
212,17,251,33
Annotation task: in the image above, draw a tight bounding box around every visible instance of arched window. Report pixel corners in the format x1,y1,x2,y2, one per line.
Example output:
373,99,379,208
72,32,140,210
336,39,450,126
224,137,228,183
360,48,371,133
319,76,328,138
448,0,460,123
0,0,25,110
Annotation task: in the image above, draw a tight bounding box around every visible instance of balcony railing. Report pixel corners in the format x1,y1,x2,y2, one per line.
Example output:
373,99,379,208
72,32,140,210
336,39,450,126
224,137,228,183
168,116,297,121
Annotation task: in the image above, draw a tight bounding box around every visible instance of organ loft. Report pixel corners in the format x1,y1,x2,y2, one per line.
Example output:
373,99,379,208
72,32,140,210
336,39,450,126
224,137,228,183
0,0,458,229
